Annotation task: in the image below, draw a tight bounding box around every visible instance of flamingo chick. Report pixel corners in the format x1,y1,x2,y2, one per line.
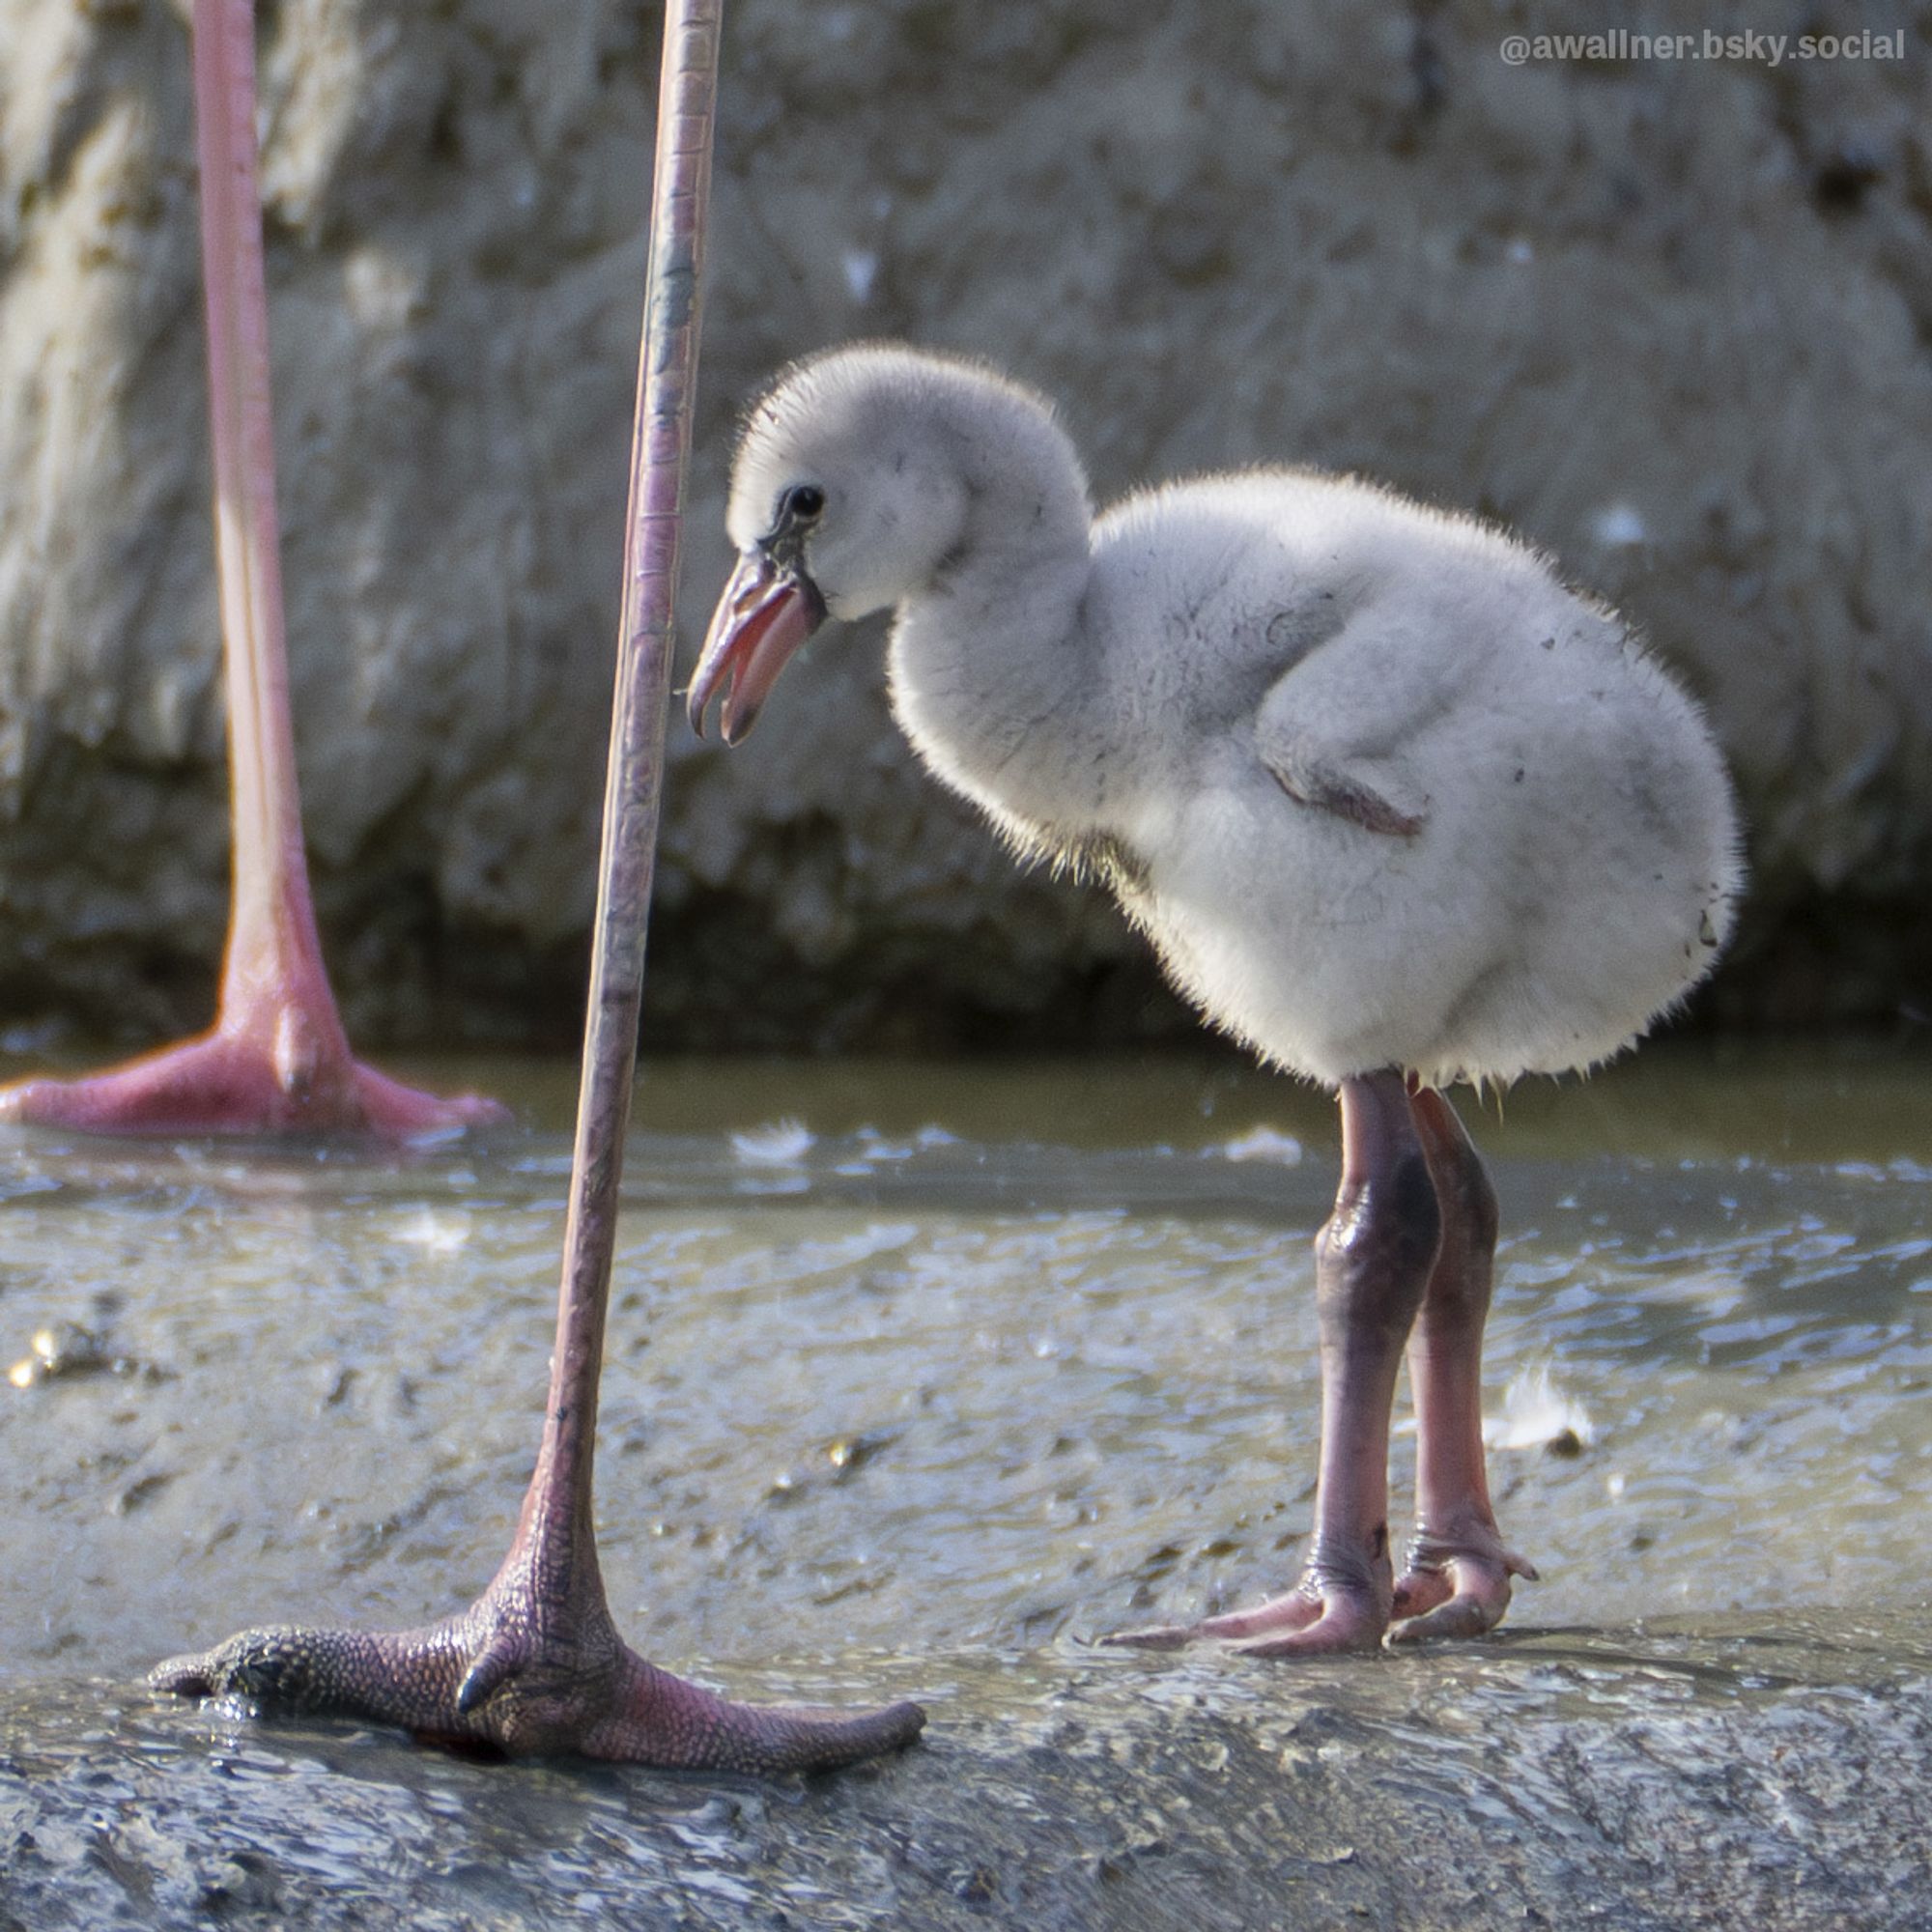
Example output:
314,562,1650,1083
689,345,1741,1656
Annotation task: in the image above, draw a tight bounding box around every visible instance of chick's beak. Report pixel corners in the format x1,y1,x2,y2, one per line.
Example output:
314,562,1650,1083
687,551,826,745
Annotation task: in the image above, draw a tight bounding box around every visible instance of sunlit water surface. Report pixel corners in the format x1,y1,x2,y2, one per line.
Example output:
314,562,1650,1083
0,1040,1926,1687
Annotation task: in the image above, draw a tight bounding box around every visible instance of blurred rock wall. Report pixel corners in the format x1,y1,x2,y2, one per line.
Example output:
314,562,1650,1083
1,0,1927,1052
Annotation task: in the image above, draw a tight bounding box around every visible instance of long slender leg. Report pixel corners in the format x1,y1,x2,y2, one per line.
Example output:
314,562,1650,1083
153,0,923,1772
1387,1085,1537,1640
1108,1068,1441,1657
0,0,500,1140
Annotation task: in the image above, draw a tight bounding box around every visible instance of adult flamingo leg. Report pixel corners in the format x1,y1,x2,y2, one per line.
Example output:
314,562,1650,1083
1387,1085,1538,1640
0,0,500,1139
153,0,924,1771
1108,1070,1442,1657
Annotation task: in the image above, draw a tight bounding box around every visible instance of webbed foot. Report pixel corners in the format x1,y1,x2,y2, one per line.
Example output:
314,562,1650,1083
153,1588,923,1775
1388,1522,1538,1643
0,1027,505,1139
1105,1556,1391,1660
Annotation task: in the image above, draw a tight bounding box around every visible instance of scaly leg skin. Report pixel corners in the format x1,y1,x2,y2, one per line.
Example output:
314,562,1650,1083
152,1544,923,1774
1108,1069,1442,1657
1386,1086,1537,1641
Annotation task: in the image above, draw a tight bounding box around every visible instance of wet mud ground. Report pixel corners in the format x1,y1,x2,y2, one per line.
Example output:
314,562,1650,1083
0,1041,1928,1927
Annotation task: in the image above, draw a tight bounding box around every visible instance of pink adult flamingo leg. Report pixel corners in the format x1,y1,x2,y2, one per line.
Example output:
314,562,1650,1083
153,0,924,1771
0,0,502,1138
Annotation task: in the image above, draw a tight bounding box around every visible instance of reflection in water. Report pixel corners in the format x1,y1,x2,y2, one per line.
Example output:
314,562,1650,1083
0,1046,1926,1690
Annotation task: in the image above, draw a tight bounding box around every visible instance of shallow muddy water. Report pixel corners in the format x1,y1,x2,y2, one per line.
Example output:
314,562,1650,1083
0,1038,1927,1689
7,1612,1932,1931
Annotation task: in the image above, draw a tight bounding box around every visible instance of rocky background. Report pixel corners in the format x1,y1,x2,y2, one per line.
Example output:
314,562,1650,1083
0,0,1927,1054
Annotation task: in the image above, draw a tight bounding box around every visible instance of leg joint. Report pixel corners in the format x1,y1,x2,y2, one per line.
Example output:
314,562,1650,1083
1315,1148,1441,1350
1319,1146,1442,1277
1441,1133,1499,1253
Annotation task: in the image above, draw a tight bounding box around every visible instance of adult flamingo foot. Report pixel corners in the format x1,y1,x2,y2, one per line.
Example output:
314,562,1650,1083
153,1582,923,1775
0,1018,505,1140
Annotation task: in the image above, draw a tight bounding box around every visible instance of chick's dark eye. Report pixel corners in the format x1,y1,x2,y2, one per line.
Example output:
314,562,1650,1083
786,484,826,521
